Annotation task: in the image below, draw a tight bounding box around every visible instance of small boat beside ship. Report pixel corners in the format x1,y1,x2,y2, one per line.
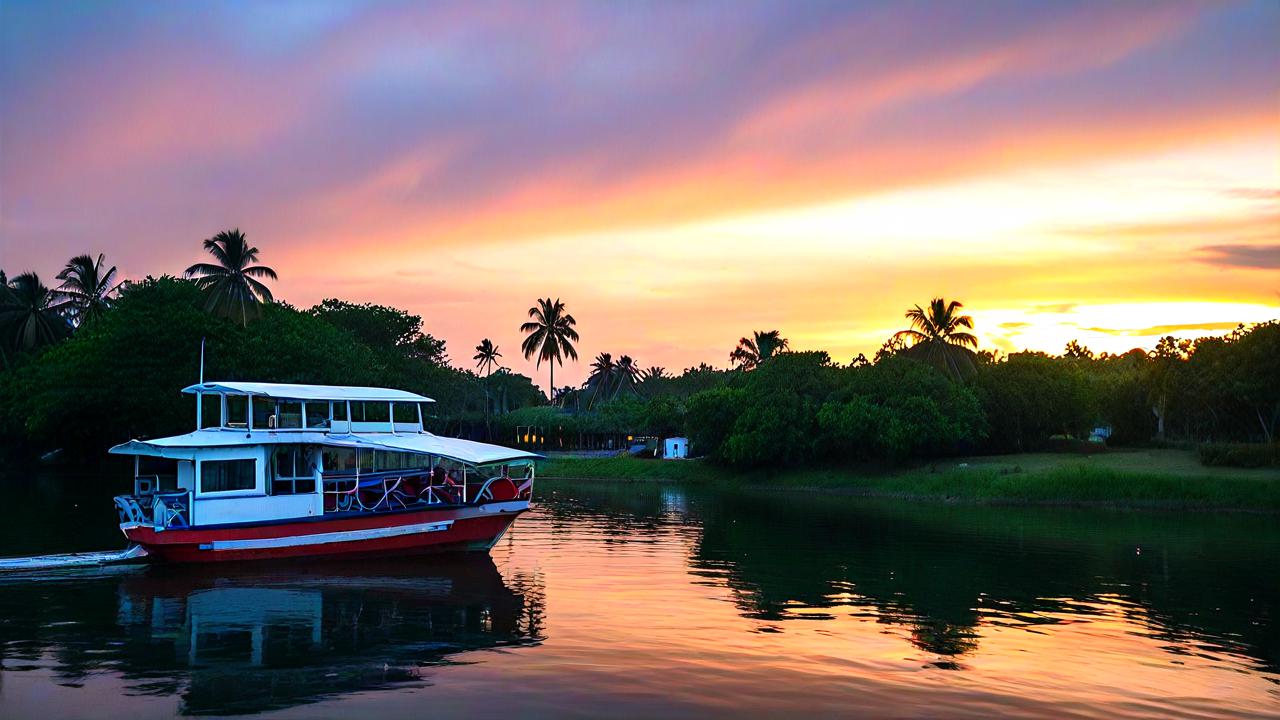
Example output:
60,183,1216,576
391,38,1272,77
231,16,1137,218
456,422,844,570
108,381,540,564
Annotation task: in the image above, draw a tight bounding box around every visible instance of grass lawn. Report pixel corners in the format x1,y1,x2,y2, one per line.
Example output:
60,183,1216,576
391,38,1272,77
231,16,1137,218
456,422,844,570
538,449,1280,512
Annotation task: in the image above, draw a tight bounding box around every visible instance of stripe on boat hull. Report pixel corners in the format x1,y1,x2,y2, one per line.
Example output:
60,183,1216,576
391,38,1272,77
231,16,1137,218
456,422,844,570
199,520,455,551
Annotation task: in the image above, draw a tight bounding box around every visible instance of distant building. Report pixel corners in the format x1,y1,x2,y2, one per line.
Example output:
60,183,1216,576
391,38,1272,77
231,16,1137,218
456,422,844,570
663,437,689,459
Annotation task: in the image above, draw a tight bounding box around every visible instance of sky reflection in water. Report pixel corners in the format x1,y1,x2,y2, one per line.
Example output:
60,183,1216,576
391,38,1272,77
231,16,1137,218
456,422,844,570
0,479,1276,719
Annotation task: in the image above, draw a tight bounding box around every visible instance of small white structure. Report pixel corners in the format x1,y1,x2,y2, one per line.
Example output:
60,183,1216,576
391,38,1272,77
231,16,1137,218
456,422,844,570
663,437,689,459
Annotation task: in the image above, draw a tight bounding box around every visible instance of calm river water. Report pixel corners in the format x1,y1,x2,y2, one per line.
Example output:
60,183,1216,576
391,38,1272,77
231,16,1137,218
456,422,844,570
0,469,1276,718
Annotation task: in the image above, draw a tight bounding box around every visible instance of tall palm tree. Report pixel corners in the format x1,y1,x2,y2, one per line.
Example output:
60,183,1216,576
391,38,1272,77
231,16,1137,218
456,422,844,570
0,272,71,353
520,297,579,402
893,297,978,380
729,330,789,369
183,229,278,326
586,352,616,409
56,253,120,326
614,355,641,399
473,338,502,376
473,338,502,433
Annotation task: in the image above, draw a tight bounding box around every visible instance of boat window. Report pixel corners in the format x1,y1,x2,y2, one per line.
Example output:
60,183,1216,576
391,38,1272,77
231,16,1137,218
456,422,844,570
393,402,418,423
353,401,390,423
272,447,316,495
252,399,272,429
225,395,248,427
200,459,256,493
322,448,357,475
305,402,329,429
372,450,424,472
333,402,348,422
276,401,303,429
199,394,221,429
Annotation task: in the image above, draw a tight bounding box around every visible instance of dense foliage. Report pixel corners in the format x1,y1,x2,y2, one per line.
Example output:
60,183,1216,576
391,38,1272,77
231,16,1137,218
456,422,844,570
2,248,1277,469
0,277,543,456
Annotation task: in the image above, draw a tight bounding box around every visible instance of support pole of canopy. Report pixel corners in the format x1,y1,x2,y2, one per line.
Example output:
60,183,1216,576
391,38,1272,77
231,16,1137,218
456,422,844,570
195,391,202,431
247,396,254,434
389,401,396,435
416,403,424,433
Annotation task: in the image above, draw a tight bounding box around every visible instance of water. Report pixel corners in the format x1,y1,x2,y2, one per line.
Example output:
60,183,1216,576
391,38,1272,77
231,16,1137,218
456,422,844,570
1,469,1277,718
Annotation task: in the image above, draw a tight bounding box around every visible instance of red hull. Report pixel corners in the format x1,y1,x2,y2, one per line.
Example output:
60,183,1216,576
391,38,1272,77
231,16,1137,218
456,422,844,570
122,501,527,563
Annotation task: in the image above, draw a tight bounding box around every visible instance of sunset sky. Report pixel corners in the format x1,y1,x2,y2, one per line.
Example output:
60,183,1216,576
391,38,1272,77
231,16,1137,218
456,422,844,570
2,1,1277,390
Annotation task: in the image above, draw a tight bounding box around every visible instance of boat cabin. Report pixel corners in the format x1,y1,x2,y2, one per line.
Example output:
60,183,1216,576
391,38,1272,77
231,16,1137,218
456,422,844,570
111,382,539,531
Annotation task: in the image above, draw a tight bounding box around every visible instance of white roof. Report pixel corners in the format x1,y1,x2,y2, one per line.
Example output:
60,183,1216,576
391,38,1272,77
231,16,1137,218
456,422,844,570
110,428,540,466
182,381,433,403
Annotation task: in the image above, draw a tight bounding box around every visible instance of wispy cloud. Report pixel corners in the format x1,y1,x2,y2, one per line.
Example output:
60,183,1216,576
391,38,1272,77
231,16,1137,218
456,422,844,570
1196,244,1280,269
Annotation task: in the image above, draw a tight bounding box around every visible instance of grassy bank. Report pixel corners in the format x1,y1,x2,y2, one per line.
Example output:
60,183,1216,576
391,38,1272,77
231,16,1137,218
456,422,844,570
538,449,1280,511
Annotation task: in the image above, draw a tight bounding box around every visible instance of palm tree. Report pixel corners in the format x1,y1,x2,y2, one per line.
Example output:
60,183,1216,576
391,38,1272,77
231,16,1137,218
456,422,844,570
893,297,978,380
473,338,503,425
640,366,667,382
56,253,120,326
614,355,641,399
0,272,71,353
183,229,278,326
729,330,789,369
474,339,502,376
586,352,616,408
520,297,579,402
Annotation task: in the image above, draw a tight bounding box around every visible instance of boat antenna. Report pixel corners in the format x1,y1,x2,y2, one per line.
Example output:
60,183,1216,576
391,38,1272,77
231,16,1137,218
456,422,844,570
199,336,206,384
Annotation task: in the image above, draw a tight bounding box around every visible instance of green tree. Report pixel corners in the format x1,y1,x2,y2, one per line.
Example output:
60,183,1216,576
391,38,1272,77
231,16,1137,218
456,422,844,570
520,298,579,402
56,253,120,326
0,272,70,354
893,297,978,380
729,330,789,369
183,229,278,326
311,299,449,365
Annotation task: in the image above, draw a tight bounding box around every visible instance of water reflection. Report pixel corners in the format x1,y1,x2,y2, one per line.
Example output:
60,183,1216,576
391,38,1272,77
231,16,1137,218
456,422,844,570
537,482,1278,675
0,557,543,715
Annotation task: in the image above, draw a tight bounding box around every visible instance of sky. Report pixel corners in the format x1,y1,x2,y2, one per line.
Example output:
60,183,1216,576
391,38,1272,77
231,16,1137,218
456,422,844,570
1,0,1277,391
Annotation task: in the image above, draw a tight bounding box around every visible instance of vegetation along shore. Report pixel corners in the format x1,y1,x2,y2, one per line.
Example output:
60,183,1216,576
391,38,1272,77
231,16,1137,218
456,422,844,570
2,230,1277,514
539,451,1280,512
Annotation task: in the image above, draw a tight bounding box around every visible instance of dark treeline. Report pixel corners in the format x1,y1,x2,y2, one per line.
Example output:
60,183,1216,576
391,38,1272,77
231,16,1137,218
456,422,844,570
491,322,1279,469
2,237,1277,467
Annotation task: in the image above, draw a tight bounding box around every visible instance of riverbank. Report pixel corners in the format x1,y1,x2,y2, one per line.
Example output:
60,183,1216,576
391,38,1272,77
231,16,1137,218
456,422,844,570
538,449,1280,512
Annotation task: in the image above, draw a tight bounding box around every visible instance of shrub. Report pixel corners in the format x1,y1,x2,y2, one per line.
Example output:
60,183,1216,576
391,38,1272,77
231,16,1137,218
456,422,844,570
1198,442,1278,468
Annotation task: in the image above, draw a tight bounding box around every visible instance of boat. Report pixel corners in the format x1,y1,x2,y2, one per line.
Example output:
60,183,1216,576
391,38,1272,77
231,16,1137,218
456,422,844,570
108,381,541,563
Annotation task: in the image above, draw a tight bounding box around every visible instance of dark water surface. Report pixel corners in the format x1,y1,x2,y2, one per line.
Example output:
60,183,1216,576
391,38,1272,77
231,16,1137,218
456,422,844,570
1,468,1277,718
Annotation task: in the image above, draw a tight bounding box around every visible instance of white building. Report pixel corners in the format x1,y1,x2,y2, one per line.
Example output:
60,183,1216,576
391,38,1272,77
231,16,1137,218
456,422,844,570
663,437,689,459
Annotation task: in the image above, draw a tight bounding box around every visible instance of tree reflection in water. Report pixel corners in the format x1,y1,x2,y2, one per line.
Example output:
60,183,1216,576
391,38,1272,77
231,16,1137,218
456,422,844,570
539,482,1278,671
0,556,543,715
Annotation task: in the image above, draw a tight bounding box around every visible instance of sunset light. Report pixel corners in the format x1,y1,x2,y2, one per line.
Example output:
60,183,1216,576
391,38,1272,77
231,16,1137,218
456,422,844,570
3,2,1276,385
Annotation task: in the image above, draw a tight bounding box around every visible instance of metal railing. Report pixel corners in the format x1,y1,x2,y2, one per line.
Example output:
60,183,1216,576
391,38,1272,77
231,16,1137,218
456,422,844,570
114,490,191,531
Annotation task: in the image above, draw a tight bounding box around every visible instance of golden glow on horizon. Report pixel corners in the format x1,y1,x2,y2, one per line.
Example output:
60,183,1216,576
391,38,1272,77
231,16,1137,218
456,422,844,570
269,137,1278,385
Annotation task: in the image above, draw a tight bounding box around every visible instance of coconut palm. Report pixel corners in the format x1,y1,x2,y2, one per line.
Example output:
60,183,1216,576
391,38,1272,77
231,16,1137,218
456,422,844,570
0,272,71,353
893,297,978,380
614,355,641,399
586,352,616,408
473,339,502,376
729,330,789,369
183,229,277,326
640,366,667,382
56,253,120,326
520,297,579,402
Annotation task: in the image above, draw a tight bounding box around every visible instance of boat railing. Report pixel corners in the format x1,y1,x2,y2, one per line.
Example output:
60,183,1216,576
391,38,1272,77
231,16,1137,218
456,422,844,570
114,490,191,531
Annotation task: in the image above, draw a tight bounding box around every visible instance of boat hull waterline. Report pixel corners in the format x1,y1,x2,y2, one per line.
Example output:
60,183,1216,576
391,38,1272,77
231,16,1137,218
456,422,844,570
122,500,527,563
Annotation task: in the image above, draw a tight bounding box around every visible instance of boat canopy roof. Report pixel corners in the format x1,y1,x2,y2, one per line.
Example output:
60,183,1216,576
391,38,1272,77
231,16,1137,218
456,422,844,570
182,381,433,403
110,429,540,466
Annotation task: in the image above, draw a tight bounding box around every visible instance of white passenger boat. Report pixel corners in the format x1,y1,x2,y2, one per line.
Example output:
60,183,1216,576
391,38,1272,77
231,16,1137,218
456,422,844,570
109,381,539,563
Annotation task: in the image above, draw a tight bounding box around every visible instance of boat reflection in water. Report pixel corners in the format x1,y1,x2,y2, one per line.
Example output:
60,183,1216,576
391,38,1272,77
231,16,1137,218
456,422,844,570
8,556,543,715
